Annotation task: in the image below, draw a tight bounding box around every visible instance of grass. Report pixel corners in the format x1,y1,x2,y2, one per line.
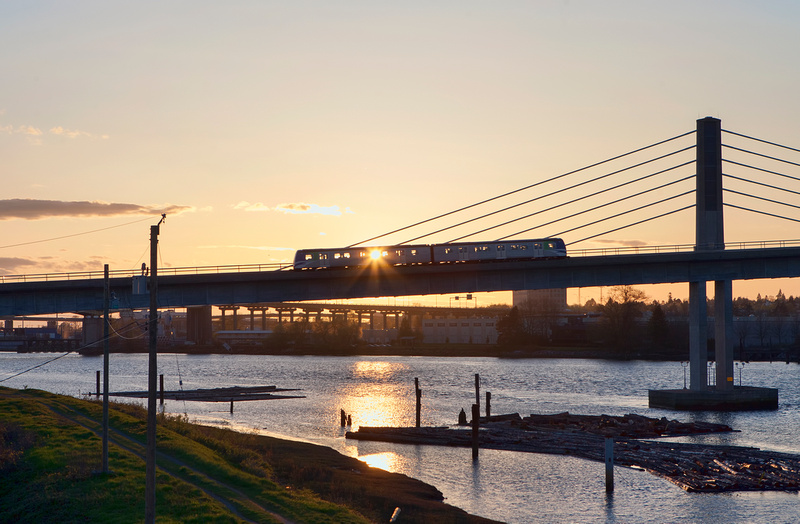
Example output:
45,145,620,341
0,386,498,523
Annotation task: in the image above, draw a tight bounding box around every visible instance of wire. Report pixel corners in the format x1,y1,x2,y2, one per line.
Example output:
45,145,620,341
541,191,694,242
0,351,74,382
723,173,800,198
347,130,696,247
566,205,695,245
724,189,800,212
487,177,694,243
402,151,694,245
0,215,156,249
722,160,800,184
447,165,694,243
724,203,800,223
723,129,800,155
722,145,800,169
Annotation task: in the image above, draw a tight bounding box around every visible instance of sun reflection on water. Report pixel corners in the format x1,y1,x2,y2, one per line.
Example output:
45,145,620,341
341,360,413,430
359,451,402,472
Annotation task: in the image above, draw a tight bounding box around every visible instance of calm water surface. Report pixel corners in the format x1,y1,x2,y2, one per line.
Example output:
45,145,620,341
2,353,800,524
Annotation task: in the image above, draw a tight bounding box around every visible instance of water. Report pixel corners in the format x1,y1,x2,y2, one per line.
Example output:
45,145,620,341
3,353,800,523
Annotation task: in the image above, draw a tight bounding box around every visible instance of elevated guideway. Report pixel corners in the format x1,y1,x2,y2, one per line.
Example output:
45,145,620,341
2,245,800,316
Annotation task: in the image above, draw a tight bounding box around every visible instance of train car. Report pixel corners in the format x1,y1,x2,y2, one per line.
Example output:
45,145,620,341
293,238,566,270
293,244,432,270
430,238,566,263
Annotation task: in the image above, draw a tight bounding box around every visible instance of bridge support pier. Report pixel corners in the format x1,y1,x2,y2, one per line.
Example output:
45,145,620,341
688,281,707,390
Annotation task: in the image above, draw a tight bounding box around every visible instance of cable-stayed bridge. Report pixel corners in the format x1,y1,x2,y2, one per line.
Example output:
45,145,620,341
2,117,800,407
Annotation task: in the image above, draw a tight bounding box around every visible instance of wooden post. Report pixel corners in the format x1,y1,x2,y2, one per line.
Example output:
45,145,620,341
486,391,491,418
159,374,164,406
415,377,421,428
471,403,479,460
96,370,100,397
605,437,614,493
340,409,347,427
146,215,165,524
102,264,110,474
474,373,480,411
230,400,234,414
347,414,352,426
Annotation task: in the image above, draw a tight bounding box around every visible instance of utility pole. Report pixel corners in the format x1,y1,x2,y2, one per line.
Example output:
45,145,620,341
145,214,165,524
102,264,110,473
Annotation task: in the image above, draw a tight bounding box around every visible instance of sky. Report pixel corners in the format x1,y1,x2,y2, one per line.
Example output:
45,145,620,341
2,1,800,306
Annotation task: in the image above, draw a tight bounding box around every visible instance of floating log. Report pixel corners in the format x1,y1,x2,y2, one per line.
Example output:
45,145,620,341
346,412,800,493
109,385,304,402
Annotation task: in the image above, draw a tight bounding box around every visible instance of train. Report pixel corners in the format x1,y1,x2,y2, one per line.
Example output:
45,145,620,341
293,238,567,270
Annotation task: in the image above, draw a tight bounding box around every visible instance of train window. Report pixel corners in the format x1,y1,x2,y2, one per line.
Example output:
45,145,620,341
444,248,453,254
411,249,417,256
450,323,457,327
382,250,389,257
497,245,505,251
305,254,314,260
334,253,341,259
320,254,328,260
535,243,542,249
424,322,433,327
519,244,527,251
461,322,469,326
487,322,494,327
459,247,467,253
546,242,554,249
343,252,351,258
396,250,404,256
437,322,445,327
359,251,367,258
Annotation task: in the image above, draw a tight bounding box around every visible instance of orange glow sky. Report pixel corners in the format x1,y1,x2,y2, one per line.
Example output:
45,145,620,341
2,2,800,304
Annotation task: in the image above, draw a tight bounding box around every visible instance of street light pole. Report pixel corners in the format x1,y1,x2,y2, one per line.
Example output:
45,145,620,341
145,214,165,523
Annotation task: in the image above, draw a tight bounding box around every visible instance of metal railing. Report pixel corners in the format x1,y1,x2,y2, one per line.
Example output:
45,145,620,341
0,263,292,284
3,239,800,284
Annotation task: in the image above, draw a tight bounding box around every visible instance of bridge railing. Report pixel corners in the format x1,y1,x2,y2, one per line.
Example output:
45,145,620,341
568,239,800,257
0,263,292,284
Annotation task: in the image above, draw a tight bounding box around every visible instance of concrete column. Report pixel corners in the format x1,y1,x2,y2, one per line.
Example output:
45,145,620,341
82,316,103,349
261,310,267,330
186,306,212,344
369,312,375,329
689,281,708,390
696,117,724,251
232,308,238,330
249,308,255,330
715,280,734,391
220,308,227,330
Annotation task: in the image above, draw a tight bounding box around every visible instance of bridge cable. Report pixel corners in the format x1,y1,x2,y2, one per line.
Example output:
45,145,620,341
722,145,800,169
723,204,800,224
400,150,695,244
487,181,693,243
446,166,694,243
723,189,800,214
501,190,694,241
722,129,800,155
723,174,800,198
722,160,800,184
346,130,696,247
565,205,695,246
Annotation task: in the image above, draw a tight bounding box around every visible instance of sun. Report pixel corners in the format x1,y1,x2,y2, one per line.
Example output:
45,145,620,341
370,250,381,260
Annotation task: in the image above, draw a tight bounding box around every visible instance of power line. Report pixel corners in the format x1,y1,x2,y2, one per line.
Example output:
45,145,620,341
0,215,157,249
347,130,696,247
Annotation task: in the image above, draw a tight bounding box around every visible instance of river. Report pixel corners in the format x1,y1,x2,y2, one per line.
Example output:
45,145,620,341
2,353,800,523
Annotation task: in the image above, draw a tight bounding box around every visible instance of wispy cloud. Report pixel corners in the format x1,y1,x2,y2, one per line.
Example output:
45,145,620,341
234,201,353,216
0,257,37,275
593,239,649,247
49,126,109,140
1,121,108,145
0,199,193,220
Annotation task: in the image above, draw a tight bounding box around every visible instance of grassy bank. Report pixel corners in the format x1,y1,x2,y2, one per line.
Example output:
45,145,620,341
0,387,499,523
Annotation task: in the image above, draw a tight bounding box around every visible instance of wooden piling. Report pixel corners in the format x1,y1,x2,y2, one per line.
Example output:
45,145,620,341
486,391,491,418
474,374,480,411
341,409,347,427
415,377,422,428
96,370,100,397
230,400,234,414
159,374,164,405
605,437,614,492
471,403,480,460
347,414,352,426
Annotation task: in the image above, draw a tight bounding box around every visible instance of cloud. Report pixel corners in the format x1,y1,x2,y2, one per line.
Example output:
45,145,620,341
0,257,37,275
0,199,193,220
275,203,344,216
593,239,649,247
49,126,109,140
234,201,352,216
198,245,295,251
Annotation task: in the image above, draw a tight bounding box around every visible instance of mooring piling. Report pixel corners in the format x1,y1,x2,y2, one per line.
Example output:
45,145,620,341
471,403,480,460
415,377,422,428
96,370,100,397
605,437,614,492
341,409,347,427
159,374,164,406
486,391,491,418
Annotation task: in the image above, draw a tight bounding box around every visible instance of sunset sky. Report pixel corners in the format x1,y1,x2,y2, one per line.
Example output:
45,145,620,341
2,1,800,305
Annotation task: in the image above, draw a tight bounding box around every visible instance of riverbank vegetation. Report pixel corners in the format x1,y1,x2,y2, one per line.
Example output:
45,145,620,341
0,386,497,523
